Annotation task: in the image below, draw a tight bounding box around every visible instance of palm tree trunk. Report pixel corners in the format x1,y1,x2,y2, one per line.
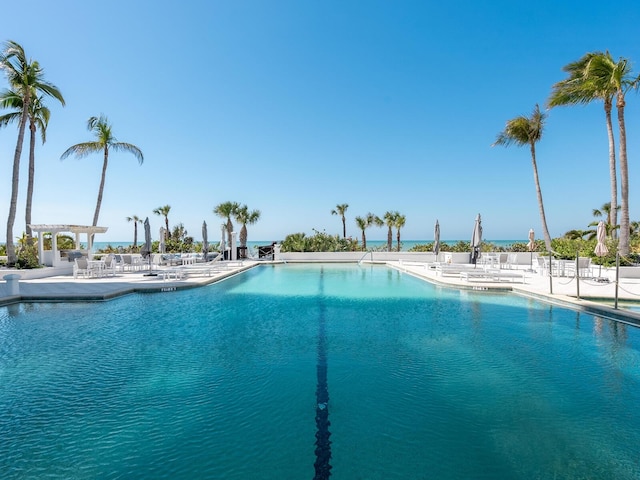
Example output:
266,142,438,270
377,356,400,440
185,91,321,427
93,148,109,226
25,119,37,246
387,227,392,251
342,217,346,238
5,107,29,265
604,98,618,238
362,229,367,250
227,219,234,247
396,229,401,252
164,217,169,240
530,143,553,251
240,224,248,247
133,223,138,247
617,92,630,256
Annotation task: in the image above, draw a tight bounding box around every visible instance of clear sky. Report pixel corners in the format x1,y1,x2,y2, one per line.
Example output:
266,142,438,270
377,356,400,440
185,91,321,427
1,0,640,243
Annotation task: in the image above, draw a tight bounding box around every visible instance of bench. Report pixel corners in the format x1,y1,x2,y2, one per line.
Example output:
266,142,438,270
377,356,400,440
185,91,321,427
434,263,480,277
460,270,526,284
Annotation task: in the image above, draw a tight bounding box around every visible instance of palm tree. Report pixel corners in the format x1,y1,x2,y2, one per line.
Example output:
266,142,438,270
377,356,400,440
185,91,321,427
355,213,383,250
588,52,635,256
493,104,552,251
214,201,240,246
61,115,143,227
0,40,64,265
0,92,52,246
126,215,143,247
592,202,620,238
548,52,619,237
331,203,349,238
234,204,261,247
152,205,171,240
383,211,398,252
395,214,406,252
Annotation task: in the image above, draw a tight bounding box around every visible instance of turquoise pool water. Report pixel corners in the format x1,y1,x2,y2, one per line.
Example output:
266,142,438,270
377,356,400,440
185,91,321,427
1,264,640,479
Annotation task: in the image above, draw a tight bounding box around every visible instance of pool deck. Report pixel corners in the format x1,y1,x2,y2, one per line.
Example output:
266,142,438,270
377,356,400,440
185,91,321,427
0,261,259,303
2,259,640,326
388,260,640,327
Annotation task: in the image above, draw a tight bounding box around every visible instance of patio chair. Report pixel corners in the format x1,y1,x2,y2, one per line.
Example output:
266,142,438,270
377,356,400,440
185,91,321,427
73,257,91,279
102,254,117,277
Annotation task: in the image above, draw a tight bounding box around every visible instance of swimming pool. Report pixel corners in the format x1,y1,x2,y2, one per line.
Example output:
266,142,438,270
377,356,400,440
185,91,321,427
1,264,639,479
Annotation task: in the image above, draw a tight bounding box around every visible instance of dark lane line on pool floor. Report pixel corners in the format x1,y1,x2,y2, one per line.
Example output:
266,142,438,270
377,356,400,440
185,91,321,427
313,267,332,479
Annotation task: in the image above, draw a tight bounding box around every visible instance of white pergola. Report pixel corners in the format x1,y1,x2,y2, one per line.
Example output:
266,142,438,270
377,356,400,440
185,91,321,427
28,224,108,267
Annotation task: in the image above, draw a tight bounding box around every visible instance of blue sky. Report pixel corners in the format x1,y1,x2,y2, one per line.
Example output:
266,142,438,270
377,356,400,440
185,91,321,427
1,0,640,243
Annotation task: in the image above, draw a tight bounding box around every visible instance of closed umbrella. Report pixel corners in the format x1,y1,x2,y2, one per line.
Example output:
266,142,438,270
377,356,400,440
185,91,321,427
202,221,209,261
159,227,166,254
594,220,608,279
142,217,156,275
433,220,441,261
142,217,151,258
470,213,482,265
527,228,535,271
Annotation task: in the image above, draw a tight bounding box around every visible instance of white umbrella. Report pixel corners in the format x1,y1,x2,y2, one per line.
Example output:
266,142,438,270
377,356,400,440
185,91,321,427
527,228,535,271
470,213,482,265
527,228,535,252
594,220,608,278
433,220,441,260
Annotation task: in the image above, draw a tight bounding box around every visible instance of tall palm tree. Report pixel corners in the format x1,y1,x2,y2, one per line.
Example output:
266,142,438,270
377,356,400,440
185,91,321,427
331,203,349,238
0,40,64,265
548,52,619,237
0,92,51,245
152,205,171,240
126,215,143,247
234,204,261,247
588,52,635,256
383,211,398,252
395,214,406,252
493,104,552,251
214,201,240,246
61,115,143,227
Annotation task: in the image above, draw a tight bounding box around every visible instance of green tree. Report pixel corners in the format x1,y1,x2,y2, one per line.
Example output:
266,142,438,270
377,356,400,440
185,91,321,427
355,213,383,250
395,214,406,252
152,205,171,240
0,40,64,265
331,203,349,238
383,211,398,252
0,93,54,246
214,201,240,246
126,215,143,247
493,104,552,251
234,204,261,247
590,202,620,239
61,115,143,227
548,52,619,237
